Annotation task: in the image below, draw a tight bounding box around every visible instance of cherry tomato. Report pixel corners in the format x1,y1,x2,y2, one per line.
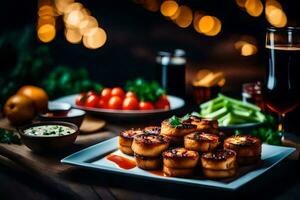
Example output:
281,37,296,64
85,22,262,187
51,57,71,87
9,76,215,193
101,88,112,102
108,96,123,109
111,87,125,99
85,94,100,108
122,97,139,110
155,95,170,110
139,101,154,110
75,93,87,106
98,98,107,109
87,90,96,97
125,91,137,99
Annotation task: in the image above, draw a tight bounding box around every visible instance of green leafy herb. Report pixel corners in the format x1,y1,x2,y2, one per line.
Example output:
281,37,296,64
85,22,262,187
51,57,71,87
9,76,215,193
43,66,103,99
0,128,21,144
169,116,182,128
125,78,165,102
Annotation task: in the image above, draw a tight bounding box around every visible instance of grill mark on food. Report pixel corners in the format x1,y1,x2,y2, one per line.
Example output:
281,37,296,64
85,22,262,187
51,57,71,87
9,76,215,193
186,132,219,142
120,128,143,139
134,133,169,144
226,135,261,147
163,148,198,158
144,126,161,134
202,149,236,161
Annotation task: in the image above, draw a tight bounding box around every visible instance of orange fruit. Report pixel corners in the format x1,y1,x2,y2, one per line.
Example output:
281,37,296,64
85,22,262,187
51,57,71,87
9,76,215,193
4,94,35,125
17,85,49,113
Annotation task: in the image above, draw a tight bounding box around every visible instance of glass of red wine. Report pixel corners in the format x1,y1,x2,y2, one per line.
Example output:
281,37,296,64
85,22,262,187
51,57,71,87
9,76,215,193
264,27,300,137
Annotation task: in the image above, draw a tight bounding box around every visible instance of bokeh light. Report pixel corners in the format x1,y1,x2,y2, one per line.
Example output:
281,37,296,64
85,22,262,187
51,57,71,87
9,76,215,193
37,24,56,43
204,17,221,36
38,5,56,17
83,27,107,49
235,0,247,8
160,0,179,17
235,40,257,56
65,9,84,28
193,11,204,33
174,6,193,28
199,16,215,33
265,0,287,27
245,0,263,17
65,28,82,44
54,0,74,14
241,43,257,56
79,15,99,35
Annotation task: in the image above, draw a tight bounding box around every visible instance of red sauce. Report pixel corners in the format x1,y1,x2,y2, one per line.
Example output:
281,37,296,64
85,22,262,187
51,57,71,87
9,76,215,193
106,154,136,170
149,170,166,177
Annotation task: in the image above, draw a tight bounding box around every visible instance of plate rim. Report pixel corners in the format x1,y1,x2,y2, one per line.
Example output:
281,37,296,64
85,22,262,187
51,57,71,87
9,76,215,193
54,94,185,114
61,137,295,191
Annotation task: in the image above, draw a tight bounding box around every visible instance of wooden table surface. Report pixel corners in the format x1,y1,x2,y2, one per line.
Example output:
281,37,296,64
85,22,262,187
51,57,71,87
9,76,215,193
0,117,300,200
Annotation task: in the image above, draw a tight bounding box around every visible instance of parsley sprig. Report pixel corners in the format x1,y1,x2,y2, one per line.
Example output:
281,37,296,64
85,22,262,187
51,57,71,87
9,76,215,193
0,128,21,144
169,114,190,128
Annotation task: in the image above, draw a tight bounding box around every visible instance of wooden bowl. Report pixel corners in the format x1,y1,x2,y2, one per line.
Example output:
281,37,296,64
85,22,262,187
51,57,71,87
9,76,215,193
18,121,79,153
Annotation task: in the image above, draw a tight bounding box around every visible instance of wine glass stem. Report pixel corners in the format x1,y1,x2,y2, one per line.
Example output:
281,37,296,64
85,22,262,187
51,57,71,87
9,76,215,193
278,113,285,138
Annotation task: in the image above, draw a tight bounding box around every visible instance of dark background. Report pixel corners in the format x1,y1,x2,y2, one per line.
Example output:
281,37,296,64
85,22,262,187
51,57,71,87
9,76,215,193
0,0,300,130
2,0,299,92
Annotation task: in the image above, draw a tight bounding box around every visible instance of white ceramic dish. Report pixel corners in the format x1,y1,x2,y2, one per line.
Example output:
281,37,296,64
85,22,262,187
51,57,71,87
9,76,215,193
54,94,185,119
61,137,295,190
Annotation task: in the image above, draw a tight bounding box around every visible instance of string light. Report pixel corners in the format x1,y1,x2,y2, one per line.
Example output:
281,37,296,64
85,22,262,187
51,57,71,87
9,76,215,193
38,24,56,43
37,0,107,49
65,28,82,44
265,0,287,27
83,27,107,49
235,39,257,56
245,0,263,17
174,5,193,28
160,0,179,17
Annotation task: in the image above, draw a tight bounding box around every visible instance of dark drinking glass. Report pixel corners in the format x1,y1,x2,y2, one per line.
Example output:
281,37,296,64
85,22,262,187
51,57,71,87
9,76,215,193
264,27,300,135
156,50,186,98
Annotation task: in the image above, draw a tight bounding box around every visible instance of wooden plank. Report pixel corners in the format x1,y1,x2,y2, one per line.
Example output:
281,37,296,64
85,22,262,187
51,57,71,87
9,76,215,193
0,117,118,200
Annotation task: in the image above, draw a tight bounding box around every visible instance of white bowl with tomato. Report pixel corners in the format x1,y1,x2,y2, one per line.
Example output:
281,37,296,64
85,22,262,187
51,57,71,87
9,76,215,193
54,87,185,119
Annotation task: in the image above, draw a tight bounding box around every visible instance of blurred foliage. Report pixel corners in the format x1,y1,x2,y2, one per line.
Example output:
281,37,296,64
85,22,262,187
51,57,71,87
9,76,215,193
0,27,52,108
125,78,165,102
0,128,21,144
0,26,102,107
42,66,103,98
235,114,282,145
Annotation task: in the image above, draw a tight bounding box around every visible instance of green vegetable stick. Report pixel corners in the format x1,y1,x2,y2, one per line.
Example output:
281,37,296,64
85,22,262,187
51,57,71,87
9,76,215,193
205,107,228,119
218,94,260,111
200,96,223,109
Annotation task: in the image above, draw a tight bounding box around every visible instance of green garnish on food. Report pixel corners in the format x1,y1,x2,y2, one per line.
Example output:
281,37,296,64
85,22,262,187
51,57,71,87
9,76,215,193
0,128,21,144
168,114,191,128
169,116,182,128
200,94,266,126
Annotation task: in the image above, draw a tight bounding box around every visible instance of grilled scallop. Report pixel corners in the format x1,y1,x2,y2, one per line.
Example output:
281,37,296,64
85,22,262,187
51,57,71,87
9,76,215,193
160,120,197,137
201,149,237,179
131,133,170,157
166,135,184,146
163,166,194,177
134,153,162,170
119,128,144,155
183,115,219,133
184,132,219,152
163,148,199,177
144,126,161,134
163,148,199,168
224,135,261,165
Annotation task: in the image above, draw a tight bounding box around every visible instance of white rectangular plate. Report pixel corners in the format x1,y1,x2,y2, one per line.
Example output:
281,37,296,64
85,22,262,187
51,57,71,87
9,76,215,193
61,137,295,190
